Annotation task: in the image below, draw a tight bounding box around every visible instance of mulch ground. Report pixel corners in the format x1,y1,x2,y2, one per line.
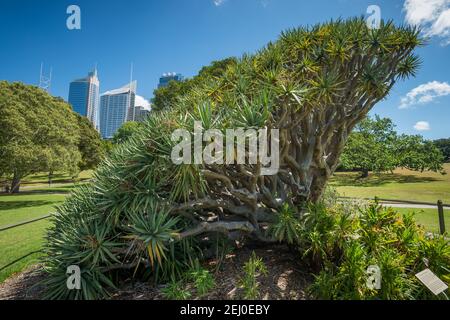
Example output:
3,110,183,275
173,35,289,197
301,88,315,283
0,245,313,300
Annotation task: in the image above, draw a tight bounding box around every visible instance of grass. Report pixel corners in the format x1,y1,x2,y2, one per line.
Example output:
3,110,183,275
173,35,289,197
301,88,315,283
0,171,92,283
393,207,450,235
330,163,450,204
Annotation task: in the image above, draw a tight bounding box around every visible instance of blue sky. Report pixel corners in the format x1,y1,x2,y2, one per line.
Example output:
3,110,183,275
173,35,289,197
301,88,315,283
0,0,449,139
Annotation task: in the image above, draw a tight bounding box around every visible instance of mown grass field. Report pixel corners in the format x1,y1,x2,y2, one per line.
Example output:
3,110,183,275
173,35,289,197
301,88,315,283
394,208,450,234
0,172,91,283
330,163,450,204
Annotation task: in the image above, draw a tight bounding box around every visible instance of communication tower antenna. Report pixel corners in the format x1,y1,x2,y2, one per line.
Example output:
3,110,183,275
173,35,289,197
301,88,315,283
39,63,52,93
129,62,136,121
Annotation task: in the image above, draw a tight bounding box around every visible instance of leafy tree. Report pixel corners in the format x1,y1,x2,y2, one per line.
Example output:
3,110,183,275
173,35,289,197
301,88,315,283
152,58,237,111
112,121,144,144
76,114,105,172
0,82,81,193
434,138,450,162
101,139,114,155
341,116,444,177
44,19,425,299
396,134,445,172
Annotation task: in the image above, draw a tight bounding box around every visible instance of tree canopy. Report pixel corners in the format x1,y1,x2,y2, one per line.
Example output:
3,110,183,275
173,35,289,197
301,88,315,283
112,121,144,144
76,114,105,171
434,138,450,162
44,19,425,299
340,116,444,177
152,58,237,111
0,82,81,192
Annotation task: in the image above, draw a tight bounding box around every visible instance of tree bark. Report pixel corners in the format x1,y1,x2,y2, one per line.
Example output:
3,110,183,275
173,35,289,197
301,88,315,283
360,169,369,179
48,171,53,187
10,173,21,194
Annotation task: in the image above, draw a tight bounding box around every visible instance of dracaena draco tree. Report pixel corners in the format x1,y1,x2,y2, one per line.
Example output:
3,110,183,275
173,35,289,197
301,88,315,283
43,19,424,299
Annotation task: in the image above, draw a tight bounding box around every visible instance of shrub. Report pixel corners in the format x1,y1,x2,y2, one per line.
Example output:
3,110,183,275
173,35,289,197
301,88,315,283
304,202,450,300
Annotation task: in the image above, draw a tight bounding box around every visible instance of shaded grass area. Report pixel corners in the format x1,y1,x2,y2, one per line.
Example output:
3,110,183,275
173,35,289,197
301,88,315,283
0,193,66,227
330,164,450,204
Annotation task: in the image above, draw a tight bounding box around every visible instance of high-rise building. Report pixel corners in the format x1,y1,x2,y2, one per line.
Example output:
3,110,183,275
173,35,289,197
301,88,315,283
99,81,137,139
132,105,151,122
158,72,183,88
68,70,100,129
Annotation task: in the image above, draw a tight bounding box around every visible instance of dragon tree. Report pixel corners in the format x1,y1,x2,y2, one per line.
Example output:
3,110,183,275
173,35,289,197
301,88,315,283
44,18,423,299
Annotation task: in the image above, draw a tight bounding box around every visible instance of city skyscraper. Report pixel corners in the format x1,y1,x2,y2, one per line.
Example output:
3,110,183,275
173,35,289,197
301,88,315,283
68,69,100,129
99,81,137,139
158,72,183,88
132,105,151,122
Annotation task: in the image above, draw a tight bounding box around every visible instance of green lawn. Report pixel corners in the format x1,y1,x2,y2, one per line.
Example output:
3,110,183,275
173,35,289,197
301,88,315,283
330,163,450,204
0,172,93,283
393,207,450,234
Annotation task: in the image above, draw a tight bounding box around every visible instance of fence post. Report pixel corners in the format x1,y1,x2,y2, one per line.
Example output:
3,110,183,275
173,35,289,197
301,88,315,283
437,200,446,235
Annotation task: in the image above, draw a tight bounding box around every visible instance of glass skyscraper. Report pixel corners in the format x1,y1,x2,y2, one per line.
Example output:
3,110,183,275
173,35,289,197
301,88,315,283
68,70,100,129
158,72,183,88
99,81,137,139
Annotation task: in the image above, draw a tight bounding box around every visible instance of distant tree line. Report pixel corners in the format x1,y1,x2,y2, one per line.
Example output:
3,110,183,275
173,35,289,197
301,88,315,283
433,138,450,162
340,115,445,177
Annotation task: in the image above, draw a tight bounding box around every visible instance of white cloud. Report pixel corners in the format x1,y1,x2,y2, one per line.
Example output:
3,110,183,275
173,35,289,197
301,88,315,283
399,81,450,108
214,0,227,6
135,95,151,111
414,121,431,131
404,0,450,45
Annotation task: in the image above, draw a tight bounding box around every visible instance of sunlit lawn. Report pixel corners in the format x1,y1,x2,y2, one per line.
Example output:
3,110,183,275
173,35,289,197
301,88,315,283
394,207,450,235
330,163,450,204
0,171,91,283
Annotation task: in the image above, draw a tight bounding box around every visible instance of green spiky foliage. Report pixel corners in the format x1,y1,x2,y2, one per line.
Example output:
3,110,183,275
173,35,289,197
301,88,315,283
44,19,424,299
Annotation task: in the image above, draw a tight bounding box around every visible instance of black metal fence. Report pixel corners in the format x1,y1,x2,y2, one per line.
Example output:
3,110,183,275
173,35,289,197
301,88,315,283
0,214,52,273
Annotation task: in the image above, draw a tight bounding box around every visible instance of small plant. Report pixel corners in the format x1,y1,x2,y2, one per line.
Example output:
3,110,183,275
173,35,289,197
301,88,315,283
238,252,268,300
268,203,300,244
161,280,192,300
189,265,215,297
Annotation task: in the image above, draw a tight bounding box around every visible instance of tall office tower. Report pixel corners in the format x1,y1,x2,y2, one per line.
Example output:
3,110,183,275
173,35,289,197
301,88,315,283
132,105,151,122
99,81,137,139
158,72,183,88
68,70,100,129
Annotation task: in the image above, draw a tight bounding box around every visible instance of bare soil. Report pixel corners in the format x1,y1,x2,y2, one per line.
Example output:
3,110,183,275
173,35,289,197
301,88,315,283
0,245,313,300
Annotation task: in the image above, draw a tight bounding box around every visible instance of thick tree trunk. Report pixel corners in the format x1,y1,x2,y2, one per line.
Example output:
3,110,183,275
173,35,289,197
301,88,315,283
10,174,21,194
360,169,369,179
48,171,53,187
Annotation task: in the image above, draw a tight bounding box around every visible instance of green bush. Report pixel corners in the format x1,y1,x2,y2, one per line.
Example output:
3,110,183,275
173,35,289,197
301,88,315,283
272,199,450,300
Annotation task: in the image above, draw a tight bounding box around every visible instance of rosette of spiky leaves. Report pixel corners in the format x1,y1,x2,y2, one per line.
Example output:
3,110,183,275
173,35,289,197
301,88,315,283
126,202,180,268
42,185,122,300
268,203,300,244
